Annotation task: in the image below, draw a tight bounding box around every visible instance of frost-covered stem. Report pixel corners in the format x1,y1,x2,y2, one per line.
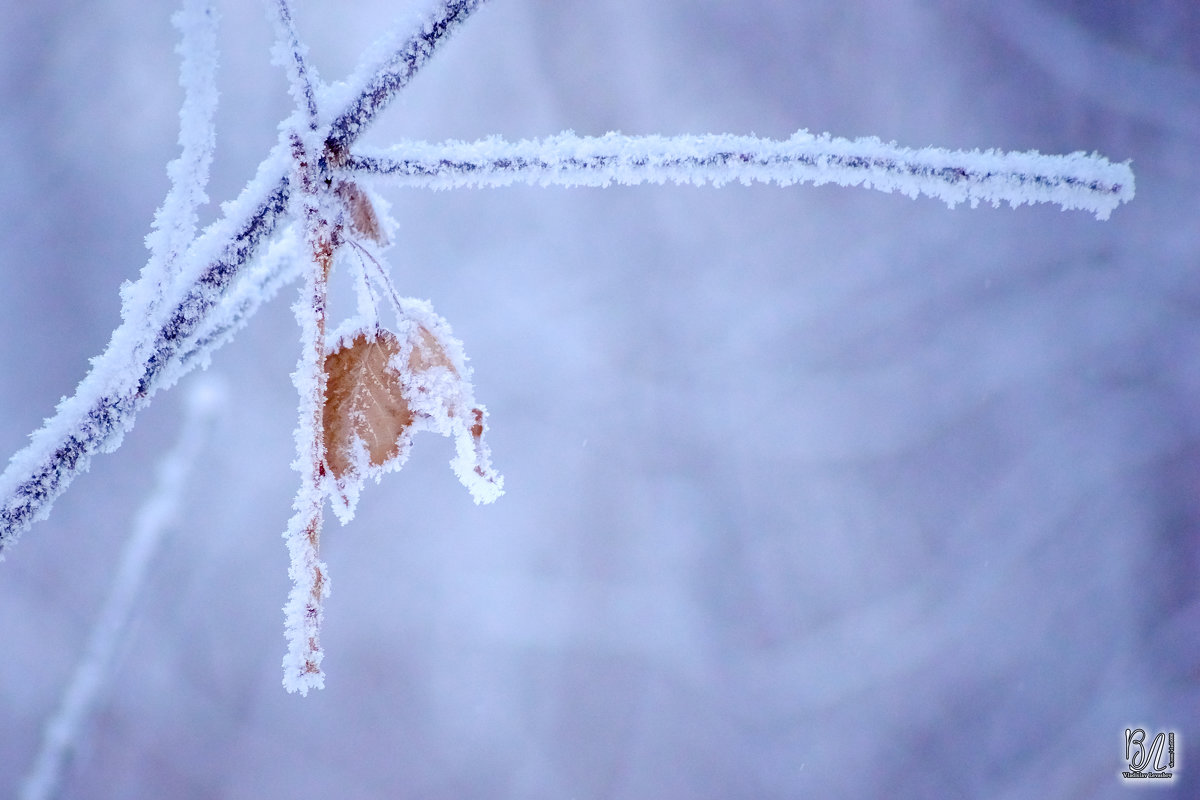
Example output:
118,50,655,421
19,378,224,800
281,133,336,695
0,0,483,554
138,0,219,297
350,131,1135,219
280,242,331,693
269,0,320,130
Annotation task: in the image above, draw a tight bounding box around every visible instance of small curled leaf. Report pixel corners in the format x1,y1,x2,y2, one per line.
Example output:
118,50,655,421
335,181,388,245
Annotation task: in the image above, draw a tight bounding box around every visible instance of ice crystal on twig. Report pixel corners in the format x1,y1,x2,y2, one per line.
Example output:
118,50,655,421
269,0,321,130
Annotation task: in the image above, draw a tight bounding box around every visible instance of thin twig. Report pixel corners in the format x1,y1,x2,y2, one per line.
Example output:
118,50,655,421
280,132,336,695
19,378,225,800
138,0,219,305
269,0,321,130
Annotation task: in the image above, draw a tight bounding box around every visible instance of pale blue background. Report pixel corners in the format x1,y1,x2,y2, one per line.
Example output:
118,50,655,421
0,1,1195,797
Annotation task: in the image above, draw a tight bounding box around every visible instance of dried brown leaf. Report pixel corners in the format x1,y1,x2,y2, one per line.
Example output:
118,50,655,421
336,181,388,245
322,329,411,480
322,325,458,481
409,325,455,374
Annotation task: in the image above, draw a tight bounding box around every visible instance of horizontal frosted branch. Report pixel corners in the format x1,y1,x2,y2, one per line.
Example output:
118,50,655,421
350,130,1135,219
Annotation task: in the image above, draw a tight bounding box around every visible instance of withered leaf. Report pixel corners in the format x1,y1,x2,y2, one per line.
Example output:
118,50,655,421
322,326,457,481
335,181,388,246
409,325,455,374
322,329,411,480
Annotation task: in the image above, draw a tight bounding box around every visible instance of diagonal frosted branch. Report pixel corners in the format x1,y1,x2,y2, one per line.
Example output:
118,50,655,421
0,159,291,559
170,225,305,380
0,0,488,554
350,130,1135,219
323,0,489,156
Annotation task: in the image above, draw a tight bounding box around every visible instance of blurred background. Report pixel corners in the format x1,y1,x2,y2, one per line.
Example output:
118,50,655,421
0,0,1196,797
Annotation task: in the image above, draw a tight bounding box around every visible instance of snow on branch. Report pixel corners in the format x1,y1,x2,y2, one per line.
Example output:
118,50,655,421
138,221,301,399
279,129,336,695
0,0,1134,572
349,130,1135,219
0,0,1140,703
144,0,219,276
170,225,305,380
0,0,486,555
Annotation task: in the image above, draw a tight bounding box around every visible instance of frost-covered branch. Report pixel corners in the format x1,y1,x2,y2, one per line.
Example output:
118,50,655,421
141,0,219,287
172,225,305,377
0,0,489,555
279,128,336,695
19,379,224,800
270,0,340,693
1,0,1141,706
350,130,1135,219
123,0,221,365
